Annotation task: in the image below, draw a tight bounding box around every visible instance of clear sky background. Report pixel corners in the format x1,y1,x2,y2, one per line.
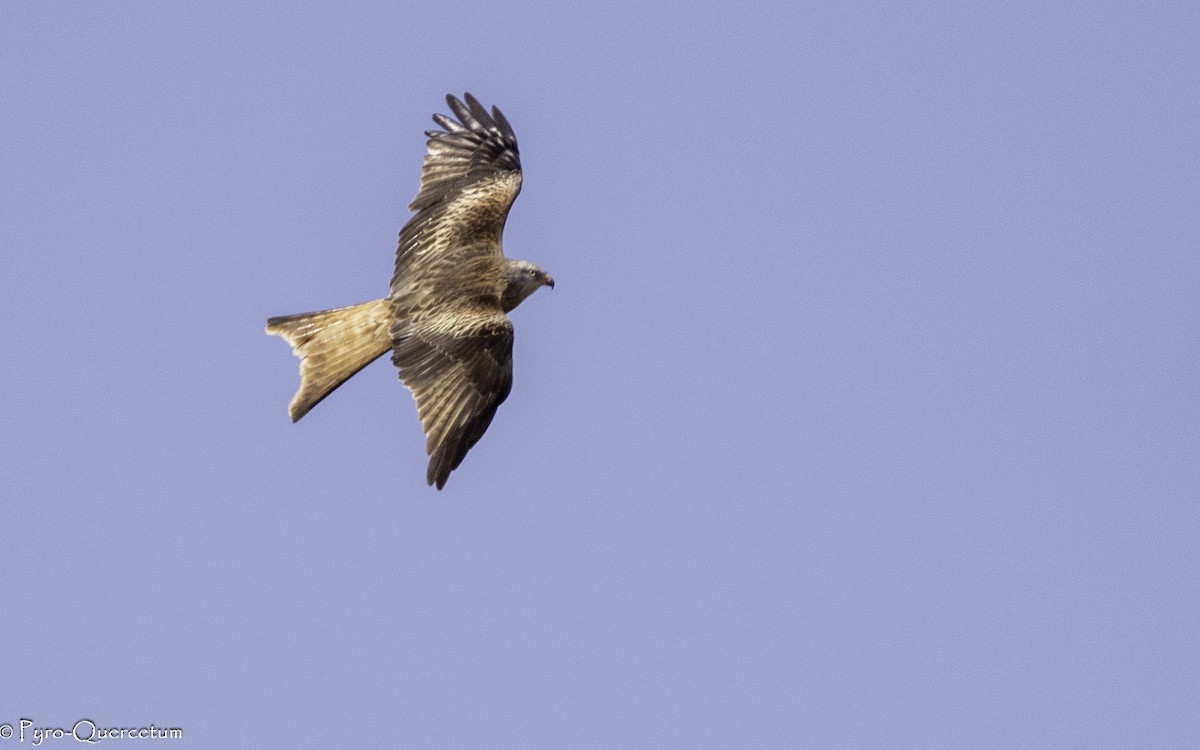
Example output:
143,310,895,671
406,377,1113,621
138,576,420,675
2,3,1197,747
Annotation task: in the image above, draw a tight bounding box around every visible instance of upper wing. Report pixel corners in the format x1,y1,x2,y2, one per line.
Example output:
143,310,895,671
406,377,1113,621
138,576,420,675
391,93,522,295
391,309,514,489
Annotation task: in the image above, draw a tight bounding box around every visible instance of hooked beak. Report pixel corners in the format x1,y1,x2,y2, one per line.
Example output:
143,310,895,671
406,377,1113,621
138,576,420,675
544,275,555,289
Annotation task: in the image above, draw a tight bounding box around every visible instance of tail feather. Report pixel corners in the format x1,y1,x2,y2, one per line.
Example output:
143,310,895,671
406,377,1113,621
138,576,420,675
265,299,392,421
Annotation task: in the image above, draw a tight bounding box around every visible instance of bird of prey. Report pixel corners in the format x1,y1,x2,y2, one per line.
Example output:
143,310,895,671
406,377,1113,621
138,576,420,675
266,94,554,489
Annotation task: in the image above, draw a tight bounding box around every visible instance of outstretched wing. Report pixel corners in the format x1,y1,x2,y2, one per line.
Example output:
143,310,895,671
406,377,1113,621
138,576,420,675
391,309,514,489
391,93,522,295
387,94,524,489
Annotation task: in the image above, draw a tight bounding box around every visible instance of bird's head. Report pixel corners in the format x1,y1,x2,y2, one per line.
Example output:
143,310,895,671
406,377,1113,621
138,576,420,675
501,259,554,312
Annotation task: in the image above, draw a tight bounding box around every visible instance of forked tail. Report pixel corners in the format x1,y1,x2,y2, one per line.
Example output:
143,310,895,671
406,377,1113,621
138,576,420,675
265,299,392,421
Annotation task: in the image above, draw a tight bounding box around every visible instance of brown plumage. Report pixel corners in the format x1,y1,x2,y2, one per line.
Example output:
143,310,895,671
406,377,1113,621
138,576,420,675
266,94,554,489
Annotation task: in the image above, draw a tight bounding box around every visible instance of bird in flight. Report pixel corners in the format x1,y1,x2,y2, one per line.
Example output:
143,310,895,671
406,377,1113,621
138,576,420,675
266,94,554,489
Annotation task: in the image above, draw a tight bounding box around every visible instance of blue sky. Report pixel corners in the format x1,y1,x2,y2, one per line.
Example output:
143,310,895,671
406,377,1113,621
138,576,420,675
2,3,1197,747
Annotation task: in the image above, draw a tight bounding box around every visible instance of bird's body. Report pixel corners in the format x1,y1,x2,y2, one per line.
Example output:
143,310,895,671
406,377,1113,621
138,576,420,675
266,94,553,489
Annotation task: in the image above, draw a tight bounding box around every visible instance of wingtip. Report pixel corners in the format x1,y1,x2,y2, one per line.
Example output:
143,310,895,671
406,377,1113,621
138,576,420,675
426,450,454,490
287,399,307,423
492,105,515,140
